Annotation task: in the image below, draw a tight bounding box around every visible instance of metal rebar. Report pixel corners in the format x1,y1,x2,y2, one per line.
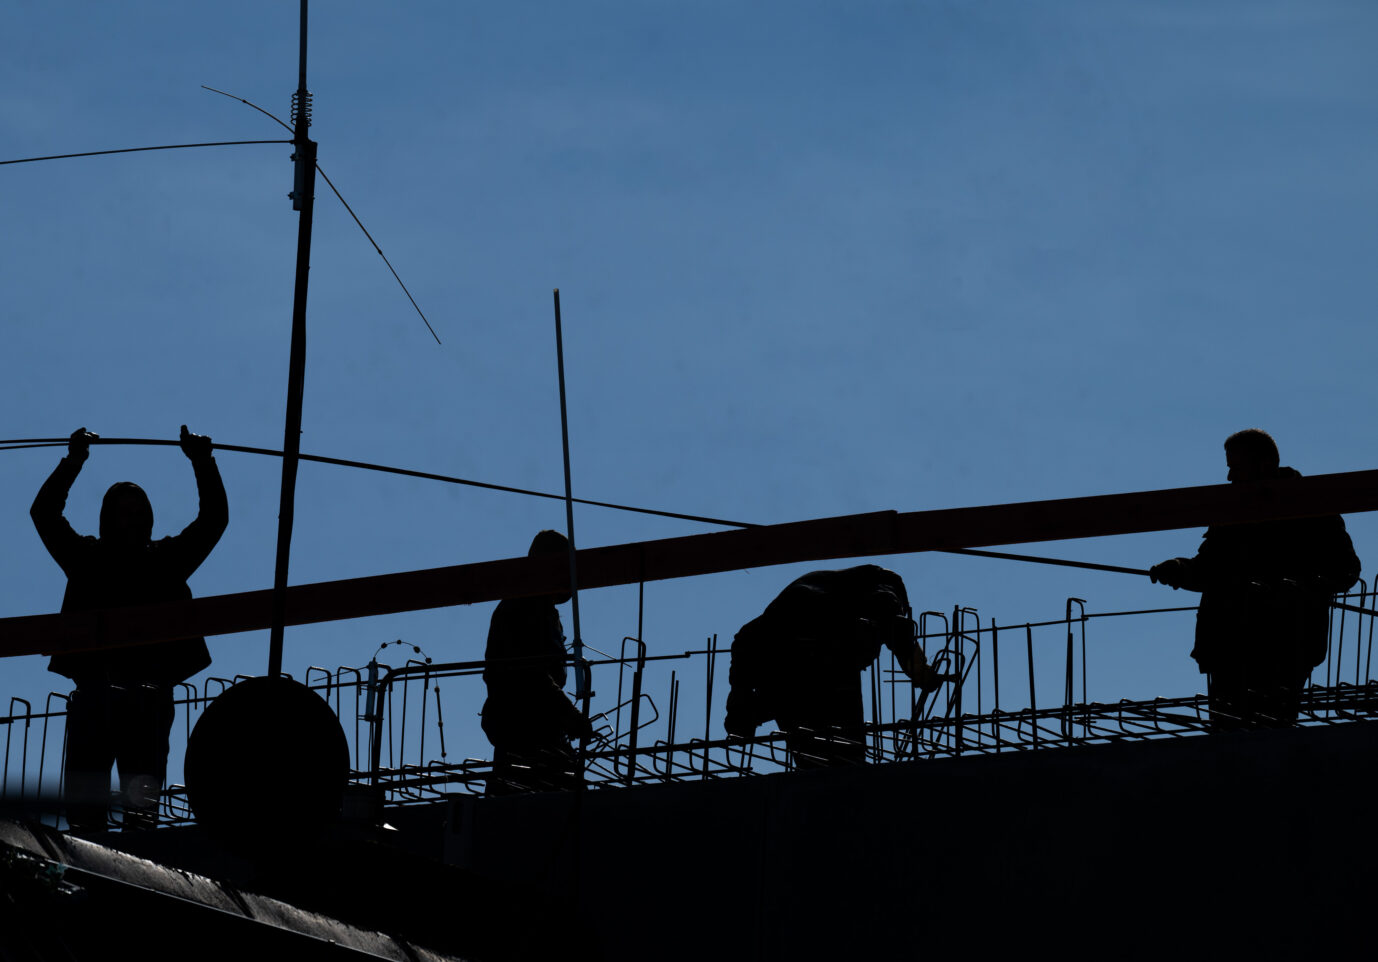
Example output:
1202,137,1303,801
613,639,630,779
627,639,646,788
398,666,411,769
1026,625,1038,749
434,686,447,761
1064,598,1087,740
39,693,67,807
869,651,882,758
951,606,964,754
1330,599,1343,692
992,620,1001,715
418,664,431,765
666,671,679,776
704,634,717,779
1364,577,1375,684
1353,581,1368,688
961,607,981,718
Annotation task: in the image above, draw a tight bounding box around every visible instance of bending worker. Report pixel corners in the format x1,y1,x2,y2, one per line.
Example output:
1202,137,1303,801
724,564,946,768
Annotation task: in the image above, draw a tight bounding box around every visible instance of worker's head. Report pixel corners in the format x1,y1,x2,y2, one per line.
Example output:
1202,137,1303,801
528,529,572,604
852,569,913,650
100,482,153,547
1224,429,1279,483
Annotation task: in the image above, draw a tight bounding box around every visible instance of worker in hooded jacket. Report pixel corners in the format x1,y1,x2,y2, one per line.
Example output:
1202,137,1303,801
1150,429,1360,730
32,426,227,830
724,564,946,768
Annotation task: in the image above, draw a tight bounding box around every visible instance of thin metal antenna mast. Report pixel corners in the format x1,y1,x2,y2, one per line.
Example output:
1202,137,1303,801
553,290,590,710
268,0,317,677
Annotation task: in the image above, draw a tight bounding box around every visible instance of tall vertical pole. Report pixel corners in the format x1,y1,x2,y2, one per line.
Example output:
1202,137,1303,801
268,0,316,678
552,289,588,704
554,290,589,915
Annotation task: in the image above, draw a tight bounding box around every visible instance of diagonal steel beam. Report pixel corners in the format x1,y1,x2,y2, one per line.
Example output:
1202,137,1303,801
3,468,1376,660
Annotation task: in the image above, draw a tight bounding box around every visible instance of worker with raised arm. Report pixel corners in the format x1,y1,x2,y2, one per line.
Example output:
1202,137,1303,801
32,425,228,830
1149,429,1360,730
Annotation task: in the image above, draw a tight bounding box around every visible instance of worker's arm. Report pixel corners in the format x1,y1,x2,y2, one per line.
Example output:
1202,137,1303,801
30,428,98,576
882,616,949,692
1149,525,1222,592
1306,517,1361,595
168,425,229,578
724,623,773,736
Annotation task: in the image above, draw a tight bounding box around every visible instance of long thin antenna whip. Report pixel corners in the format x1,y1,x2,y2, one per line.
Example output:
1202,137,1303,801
200,86,293,133
200,86,441,345
315,164,441,344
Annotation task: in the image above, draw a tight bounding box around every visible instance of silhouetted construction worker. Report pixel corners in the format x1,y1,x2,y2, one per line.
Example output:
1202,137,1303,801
1150,429,1360,730
481,529,592,794
32,426,228,830
724,564,945,768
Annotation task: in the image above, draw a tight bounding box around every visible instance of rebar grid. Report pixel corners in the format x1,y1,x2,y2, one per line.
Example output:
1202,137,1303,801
4,585,1375,827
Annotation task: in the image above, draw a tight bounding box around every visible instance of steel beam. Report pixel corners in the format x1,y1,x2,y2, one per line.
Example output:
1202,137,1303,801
2,468,1375,659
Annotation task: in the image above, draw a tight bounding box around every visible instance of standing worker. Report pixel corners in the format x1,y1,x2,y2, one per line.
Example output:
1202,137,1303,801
1150,429,1360,730
32,426,228,830
724,564,946,767
480,529,592,794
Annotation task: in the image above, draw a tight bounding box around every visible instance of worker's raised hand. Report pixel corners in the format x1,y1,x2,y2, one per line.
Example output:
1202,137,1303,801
179,424,213,461
68,427,99,462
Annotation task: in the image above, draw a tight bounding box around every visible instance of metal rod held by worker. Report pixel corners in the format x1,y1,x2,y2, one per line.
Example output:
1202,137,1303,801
944,546,1150,577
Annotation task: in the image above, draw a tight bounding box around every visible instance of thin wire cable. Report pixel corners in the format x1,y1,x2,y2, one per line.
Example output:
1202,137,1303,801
0,437,741,528
1,141,290,167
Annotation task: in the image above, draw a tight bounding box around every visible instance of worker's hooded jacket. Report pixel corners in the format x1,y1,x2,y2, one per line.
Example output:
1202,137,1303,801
1170,467,1361,677
32,454,228,686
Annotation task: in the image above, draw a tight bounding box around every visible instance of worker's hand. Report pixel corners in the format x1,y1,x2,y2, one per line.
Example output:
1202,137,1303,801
68,427,98,462
914,663,957,694
897,645,949,693
179,424,213,461
1149,559,1186,589
571,712,596,742
897,647,924,683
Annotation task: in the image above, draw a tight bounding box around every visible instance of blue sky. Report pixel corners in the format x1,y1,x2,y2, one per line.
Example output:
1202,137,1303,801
2,1,1376,781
